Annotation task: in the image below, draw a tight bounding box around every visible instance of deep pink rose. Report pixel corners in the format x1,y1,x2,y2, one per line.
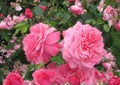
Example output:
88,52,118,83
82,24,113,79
32,69,56,85
108,77,120,85
114,21,120,31
69,0,84,15
22,23,60,64
62,21,105,68
3,72,23,85
0,13,3,17
53,64,96,85
68,0,75,2
25,8,33,18
68,75,80,85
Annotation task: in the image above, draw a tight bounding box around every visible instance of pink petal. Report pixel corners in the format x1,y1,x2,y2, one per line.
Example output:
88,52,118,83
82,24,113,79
44,44,59,56
45,32,60,45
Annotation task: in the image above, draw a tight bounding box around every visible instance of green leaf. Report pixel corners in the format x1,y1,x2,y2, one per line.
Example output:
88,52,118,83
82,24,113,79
14,22,27,28
35,62,45,69
85,19,91,24
51,54,64,65
24,64,34,79
103,24,110,32
14,22,29,35
114,71,120,77
111,32,120,68
0,70,4,85
33,6,43,17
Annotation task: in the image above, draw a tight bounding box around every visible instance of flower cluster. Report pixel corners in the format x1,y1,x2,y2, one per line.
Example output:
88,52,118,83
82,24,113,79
1,0,120,85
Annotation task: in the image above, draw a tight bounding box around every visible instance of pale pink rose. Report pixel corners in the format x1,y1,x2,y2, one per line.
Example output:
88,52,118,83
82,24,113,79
102,62,112,71
10,2,22,11
13,14,26,23
22,23,60,64
0,21,9,29
104,52,115,61
114,21,120,31
97,0,105,13
0,15,15,30
14,44,20,50
69,0,84,15
103,5,117,27
62,21,105,68
3,72,24,85
6,49,15,58
32,69,56,85
15,4,22,11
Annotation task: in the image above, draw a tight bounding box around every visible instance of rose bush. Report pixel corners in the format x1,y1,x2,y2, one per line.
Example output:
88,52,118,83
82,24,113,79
0,0,120,85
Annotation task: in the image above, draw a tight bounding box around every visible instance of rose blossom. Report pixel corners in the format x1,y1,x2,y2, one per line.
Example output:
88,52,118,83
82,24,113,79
108,77,120,85
69,0,84,15
32,69,56,85
13,14,26,23
53,64,97,85
104,52,115,61
68,0,75,2
22,23,60,64
3,72,24,85
10,2,22,11
103,5,115,21
62,21,105,68
0,13,3,17
103,5,117,27
97,0,105,13
39,5,48,11
0,15,15,30
25,8,33,18
114,21,120,31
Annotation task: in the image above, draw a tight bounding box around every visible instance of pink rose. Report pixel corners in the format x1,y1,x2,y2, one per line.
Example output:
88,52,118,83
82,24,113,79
68,0,75,2
69,0,84,15
39,5,48,11
108,77,120,85
68,75,80,85
22,23,60,64
114,21,120,31
3,72,23,85
103,5,115,20
53,64,96,85
0,15,15,30
102,62,112,71
25,8,33,18
104,52,115,61
32,69,56,85
0,13,3,17
97,0,104,13
62,21,105,68
13,14,26,23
